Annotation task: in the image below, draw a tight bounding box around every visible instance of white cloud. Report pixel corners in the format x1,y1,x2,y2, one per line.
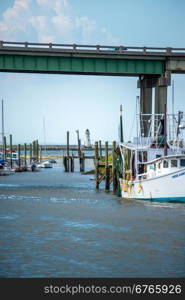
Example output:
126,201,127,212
52,14,73,36
0,0,31,40
30,16,55,42
53,0,71,13
4,0,30,19
101,27,121,44
30,16,47,31
36,0,50,5
0,0,120,44
36,0,70,13
76,16,96,41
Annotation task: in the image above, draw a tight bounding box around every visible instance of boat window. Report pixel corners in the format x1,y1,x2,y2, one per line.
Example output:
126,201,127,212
143,151,147,162
156,155,161,158
180,159,185,167
149,164,155,170
171,160,178,167
158,162,161,169
163,160,168,168
154,164,156,171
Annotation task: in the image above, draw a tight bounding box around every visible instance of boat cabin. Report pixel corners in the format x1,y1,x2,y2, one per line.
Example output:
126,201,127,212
138,155,185,180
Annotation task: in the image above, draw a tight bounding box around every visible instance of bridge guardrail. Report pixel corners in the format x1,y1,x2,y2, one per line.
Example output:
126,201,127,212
0,41,185,56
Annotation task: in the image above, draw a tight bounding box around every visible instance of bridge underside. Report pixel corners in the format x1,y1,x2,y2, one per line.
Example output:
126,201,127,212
1,41,185,138
0,54,164,76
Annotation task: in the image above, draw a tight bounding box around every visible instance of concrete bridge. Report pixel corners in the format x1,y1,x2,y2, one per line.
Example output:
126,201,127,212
1,41,185,136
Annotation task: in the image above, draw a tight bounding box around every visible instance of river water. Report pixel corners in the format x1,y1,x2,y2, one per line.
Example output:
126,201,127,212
0,157,185,278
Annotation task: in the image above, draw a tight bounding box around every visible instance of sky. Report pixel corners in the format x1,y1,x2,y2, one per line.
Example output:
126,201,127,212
0,0,185,145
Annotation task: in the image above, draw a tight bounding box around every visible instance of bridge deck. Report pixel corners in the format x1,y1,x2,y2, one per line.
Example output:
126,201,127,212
0,41,185,75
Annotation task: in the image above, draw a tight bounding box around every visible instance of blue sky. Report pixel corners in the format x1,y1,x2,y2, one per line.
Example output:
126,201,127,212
0,0,185,144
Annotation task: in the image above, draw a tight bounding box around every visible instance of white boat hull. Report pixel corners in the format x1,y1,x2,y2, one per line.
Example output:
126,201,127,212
40,161,53,168
120,168,185,202
0,167,15,176
27,164,41,171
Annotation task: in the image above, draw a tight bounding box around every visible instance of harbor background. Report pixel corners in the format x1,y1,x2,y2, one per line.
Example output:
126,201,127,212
0,151,185,278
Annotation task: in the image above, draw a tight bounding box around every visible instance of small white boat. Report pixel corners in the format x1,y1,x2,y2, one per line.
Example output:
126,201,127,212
40,161,53,168
27,163,41,171
0,164,15,176
49,159,57,163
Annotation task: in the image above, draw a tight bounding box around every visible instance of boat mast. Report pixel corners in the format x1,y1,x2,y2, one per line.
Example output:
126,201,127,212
164,104,168,156
1,99,5,160
172,79,175,140
43,116,46,157
135,96,140,179
120,105,124,143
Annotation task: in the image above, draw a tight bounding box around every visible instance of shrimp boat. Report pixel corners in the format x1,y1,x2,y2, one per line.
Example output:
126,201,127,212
119,106,185,203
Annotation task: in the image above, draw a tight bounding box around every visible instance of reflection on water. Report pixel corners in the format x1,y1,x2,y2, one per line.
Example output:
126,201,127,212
0,159,185,278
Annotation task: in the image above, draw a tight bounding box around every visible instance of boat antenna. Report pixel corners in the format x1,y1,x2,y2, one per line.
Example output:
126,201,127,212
164,103,168,156
120,105,124,143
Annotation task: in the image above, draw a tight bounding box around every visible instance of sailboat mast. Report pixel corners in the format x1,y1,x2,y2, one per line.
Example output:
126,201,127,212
120,105,124,143
43,117,46,157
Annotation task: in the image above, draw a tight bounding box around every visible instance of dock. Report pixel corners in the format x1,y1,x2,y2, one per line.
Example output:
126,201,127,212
1,133,121,195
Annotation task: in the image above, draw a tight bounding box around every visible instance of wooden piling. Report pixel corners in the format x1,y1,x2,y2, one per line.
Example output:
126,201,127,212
112,141,117,194
71,154,74,172
3,136,6,160
79,154,82,172
78,139,81,168
39,146,42,163
78,138,81,157
99,140,102,158
30,143,32,164
24,143,27,168
32,141,35,161
105,141,110,191
10,134,13,168
67,131,70,157
95,141,99,189
18,144,21,168
80,152,85,173
63,156,67,172
82,152,85,172
36,140,39,162
66,131,70,172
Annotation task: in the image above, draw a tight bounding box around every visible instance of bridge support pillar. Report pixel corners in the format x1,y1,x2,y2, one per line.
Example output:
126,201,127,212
137,73,171,137
137,76,158,137
154,72,171,114
155,85,167,114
